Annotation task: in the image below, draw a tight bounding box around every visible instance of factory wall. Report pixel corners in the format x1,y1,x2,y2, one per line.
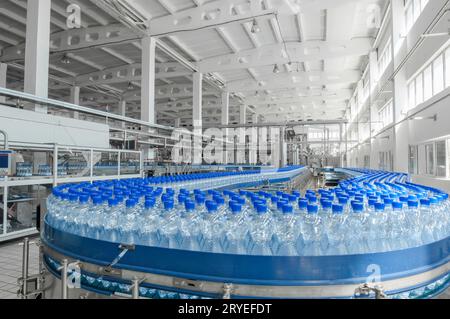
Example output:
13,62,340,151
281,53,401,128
0,104,110,148
347,0,450,193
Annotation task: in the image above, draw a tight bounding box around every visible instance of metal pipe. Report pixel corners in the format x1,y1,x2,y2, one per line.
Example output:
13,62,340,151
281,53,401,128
131,278,139,299
61,259,68,299
0,129,8,149
21,237,29,299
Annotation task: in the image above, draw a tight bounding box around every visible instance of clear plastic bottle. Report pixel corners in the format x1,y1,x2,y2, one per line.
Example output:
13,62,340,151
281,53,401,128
301,204,322,256
248,204,273,255
273,204,298,256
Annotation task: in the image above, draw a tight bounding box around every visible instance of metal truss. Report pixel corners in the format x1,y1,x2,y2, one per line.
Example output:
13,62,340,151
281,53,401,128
74,62,192,86
0,24,137,62
225,70,361,92
198,38,372,73
145,0,294,36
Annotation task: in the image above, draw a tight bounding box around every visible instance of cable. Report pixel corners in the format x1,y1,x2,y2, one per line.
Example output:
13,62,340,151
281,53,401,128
149,12,276,38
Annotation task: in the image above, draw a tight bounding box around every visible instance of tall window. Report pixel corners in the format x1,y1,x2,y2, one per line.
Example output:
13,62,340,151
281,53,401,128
378,100,393,129
408,145,418,174
436,140,447,177
425,143,434,175
423,65,433,101
407,44,450,111
446,47,450,88
378,39,392,77
408,81,416,109
405,0,430,34
433,54,444,94
415,73,423,105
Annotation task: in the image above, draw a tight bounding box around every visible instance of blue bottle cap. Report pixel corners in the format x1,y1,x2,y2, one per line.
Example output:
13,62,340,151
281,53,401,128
298,199,308,209
332,204,343,214
229,202,242,213
420,198,430,206
374,202,385,211
185,201,195,211
351,201,364,212
256,204,268,214
321,200,332,209
144,200,155,209
195,195,206,204
368,199,377,206
68,194,78,202
282,204,293,214
399,196,408,203
163,200,174,210
108,198,118,207
126,199,137,208
92,196,103,205
429,197,438,204
307,204,318,214
338,197,348,205
79,195,89,203
392,201,403,209
407,200,419,208
383,198,393,205
308,196,317,203
213,196,225,205
205,200,217,212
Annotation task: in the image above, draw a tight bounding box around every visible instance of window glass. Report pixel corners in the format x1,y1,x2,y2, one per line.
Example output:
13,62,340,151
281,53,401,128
425,143,434,175
408,145,418,174
433,54,444,94
413,0,421,20
436,141,446,177
415,73,423,105
423,65,433,100
421,0,429,10
408,81,416,109
445,48,450,88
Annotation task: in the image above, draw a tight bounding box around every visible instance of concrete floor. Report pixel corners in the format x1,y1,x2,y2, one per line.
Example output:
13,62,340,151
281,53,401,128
0,237,448,299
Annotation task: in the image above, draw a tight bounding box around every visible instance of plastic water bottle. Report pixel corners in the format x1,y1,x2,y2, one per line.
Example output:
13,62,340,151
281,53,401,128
272,204,298,256
419,199,436,244
345,201,369,254
301,204,322,256
325,204,347,255
117,199,139,244
137,199,160,247
221,202,247,254
199,200,222,253
248,204,272,255
177,200,202,251
158,200,179,249
100,198,120,243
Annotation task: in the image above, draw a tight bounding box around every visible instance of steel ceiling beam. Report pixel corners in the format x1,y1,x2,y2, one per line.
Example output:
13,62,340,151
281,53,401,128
198,38,372,73
225,70,361,92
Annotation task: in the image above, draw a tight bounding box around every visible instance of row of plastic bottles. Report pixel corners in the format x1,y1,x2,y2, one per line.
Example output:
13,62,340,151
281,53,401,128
16,162,33,177
45,169,449,256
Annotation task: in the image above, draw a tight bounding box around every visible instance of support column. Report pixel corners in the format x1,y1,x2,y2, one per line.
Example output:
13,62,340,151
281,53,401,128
70,86,80,119
249,113,258,165
0,63,6,104
369,50,379,167
237,105,247,164
119,100,126,129
174,118,181,128
221,92,230,164
192,72,203,164
141,37,157,160
391,0,408,173
24,0,51,113
279,127,287,168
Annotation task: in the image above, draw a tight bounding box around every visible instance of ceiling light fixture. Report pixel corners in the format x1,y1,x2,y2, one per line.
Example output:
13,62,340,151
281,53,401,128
60,54,71,64
251,19,261,33
273,64,280,74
